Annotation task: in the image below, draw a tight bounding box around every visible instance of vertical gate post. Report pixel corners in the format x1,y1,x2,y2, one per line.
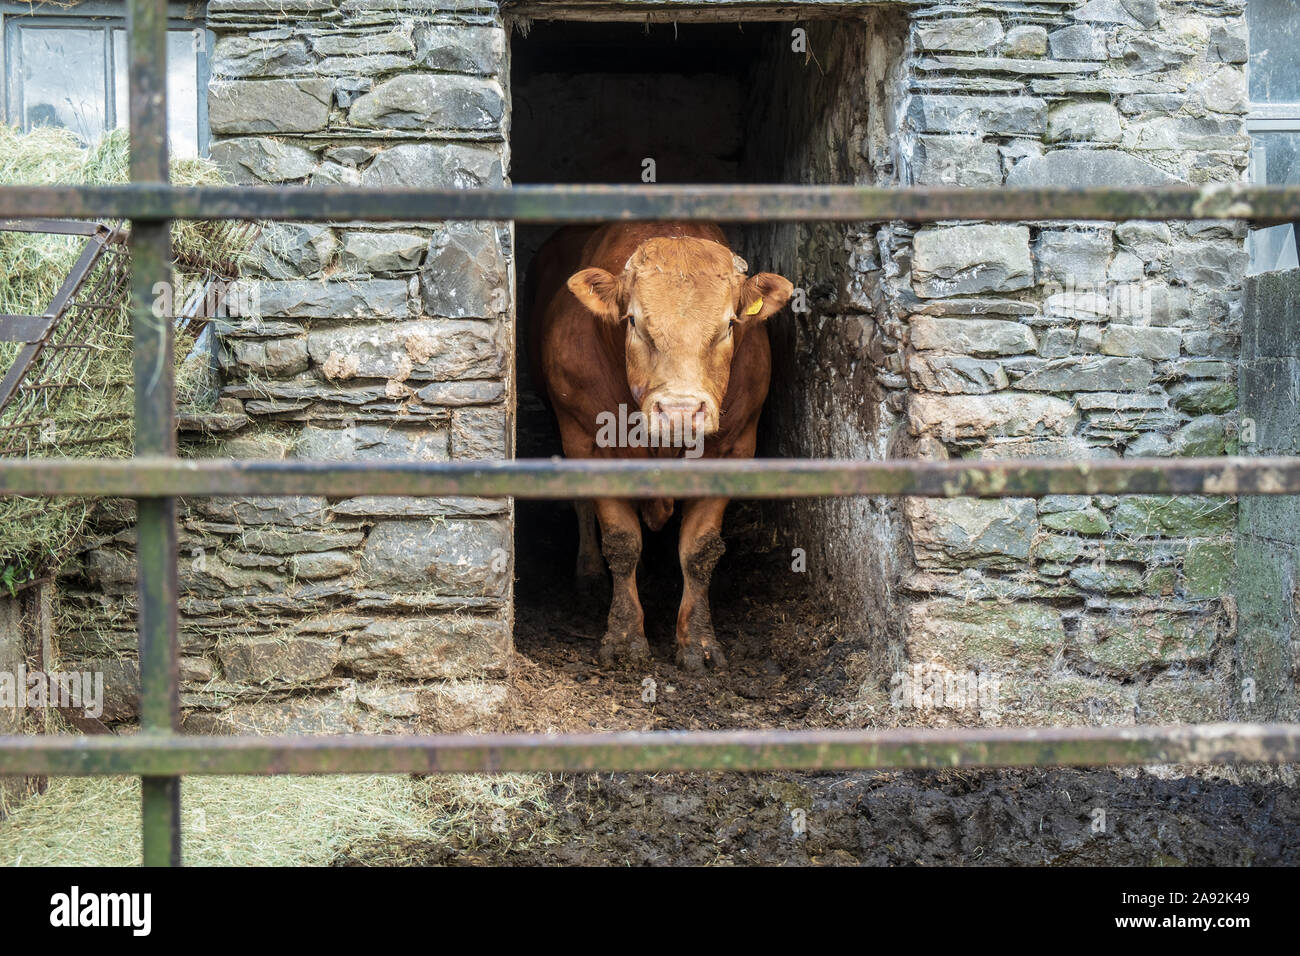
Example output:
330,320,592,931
127,0,181,868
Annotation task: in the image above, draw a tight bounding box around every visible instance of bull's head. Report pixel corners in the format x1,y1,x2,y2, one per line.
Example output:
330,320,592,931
567,236,792,443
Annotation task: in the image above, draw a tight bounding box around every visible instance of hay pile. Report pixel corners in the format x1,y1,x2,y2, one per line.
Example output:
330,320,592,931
0,124,254,585
0,773,557,866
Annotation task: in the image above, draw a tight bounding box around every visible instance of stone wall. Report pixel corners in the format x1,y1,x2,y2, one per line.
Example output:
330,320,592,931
1238,266,1300,722
56,0,515,734
47,0,1265,730
753,1,1249,726
743,12,915,705
895,1,1248,726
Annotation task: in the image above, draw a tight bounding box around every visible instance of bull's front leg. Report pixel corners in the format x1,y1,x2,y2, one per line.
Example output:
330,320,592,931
675,497,729,671
594,497,651,667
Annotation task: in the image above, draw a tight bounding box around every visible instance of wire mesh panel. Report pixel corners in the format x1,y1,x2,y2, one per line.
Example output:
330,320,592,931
0,217,258,458
0,216,257,591
0,222,130,458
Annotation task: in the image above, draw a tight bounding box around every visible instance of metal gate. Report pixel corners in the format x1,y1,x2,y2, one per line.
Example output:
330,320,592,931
2,0,1300,866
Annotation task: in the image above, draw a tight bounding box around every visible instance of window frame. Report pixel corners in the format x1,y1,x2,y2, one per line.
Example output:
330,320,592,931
1246,3,1300,274
0,0,211,156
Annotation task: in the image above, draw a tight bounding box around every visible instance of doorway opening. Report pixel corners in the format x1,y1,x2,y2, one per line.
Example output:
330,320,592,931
508,15,905,694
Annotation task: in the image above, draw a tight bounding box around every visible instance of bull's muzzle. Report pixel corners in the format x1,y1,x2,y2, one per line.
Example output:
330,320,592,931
649,395,716,442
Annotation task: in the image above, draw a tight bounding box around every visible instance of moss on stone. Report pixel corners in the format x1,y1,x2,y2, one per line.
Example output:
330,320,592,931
1042,506,1110,534
906,599,1065,670
1069,564,1144,594
1144,566,1177,596
1182,539,1234,600
1073,611,1218,675
1110,495,1235,536
1172,381,1237,415
1137,678,1225,723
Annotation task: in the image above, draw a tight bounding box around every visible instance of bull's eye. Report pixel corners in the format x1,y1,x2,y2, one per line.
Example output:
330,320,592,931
727,318,736,334
626,314,636,329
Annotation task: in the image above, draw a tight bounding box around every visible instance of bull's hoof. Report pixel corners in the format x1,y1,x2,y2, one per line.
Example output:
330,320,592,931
675,635,728,673
598,629,651,669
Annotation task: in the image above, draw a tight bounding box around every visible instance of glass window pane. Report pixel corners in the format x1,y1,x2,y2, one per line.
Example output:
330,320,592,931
1249,132,1300,274
1249,224,1297,274
166,30,200,158
19,26,107,145
1249,0,1300,104
111,28,202,157
112,28,127,132
1254,130,1300,186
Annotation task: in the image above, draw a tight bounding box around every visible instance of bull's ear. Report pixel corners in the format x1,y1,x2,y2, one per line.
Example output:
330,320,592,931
737,273,794,322
567,268,625,323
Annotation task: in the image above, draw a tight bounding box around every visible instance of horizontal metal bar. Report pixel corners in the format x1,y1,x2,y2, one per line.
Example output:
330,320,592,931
0,455,1292,499
0,218,105,236
0,724,1296,775
0,315,52,343
0,184,1295,224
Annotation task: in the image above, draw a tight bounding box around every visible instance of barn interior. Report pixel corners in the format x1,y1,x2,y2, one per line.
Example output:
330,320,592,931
509,18,902,682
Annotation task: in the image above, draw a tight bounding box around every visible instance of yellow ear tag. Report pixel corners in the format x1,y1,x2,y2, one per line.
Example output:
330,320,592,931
744,297,763,315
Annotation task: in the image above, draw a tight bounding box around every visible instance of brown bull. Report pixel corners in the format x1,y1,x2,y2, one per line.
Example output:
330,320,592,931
527,221,793,671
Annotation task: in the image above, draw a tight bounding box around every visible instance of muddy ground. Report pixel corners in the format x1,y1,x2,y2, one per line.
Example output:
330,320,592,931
338,499,1300,866
343,767,1300,866
504,498,855,734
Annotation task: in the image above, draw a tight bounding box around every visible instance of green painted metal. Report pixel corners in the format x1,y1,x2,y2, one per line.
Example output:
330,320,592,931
0,183,1295,225
0,724,1297,775
140,775,180,865
127,0,180,869
0,455,1295,499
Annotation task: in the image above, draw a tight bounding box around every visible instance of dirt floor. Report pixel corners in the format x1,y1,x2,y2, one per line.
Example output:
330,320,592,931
502,499,850,734
338,499,1300,866
342,767,1300,866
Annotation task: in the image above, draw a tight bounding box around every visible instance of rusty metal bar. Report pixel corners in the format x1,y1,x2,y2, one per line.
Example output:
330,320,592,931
127,0,180,869
0,455,1291,499
0,316,53,343
0,219,106,236
0,184,1295,225
0,724,1296,775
